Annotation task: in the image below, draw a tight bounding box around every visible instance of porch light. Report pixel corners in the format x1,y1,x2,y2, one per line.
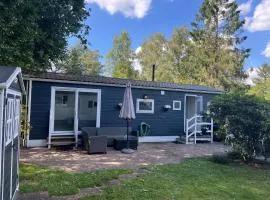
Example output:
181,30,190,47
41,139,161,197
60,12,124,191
163,105,171,111
117,103,123,109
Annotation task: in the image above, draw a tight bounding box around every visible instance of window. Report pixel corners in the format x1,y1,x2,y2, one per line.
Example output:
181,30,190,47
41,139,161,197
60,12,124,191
5,99,13,145
55,95,68,106
206,101,211,114
136,99,154,114
173,100,181,110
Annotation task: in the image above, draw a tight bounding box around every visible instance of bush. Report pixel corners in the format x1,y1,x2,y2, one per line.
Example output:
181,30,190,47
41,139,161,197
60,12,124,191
210,154,231,165
209,94,270,162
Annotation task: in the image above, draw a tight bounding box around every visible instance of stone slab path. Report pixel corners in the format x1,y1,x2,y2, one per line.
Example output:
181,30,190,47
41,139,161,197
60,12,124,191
17,168,151,200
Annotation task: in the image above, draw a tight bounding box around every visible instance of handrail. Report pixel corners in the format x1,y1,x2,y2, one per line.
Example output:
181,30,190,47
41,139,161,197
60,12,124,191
186,115,213,144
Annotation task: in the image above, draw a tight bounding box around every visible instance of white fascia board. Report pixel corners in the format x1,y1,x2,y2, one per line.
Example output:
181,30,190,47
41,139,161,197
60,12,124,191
23,77,223,95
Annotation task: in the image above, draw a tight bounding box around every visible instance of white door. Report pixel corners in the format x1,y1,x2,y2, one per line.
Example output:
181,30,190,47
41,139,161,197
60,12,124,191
195,96,203,115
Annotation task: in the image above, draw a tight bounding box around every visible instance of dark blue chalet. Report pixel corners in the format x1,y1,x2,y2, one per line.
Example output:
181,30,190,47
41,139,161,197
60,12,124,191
0,66,25,200
23,72,221,148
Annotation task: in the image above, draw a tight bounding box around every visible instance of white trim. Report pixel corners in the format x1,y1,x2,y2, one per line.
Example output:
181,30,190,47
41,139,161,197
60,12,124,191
7,89,21,97
27,139,47,147
1,90,6,200
0,90,4,199
24,77,223,94
136,99,154,114
27,80,32,147
48,86,101,148
184,94,203,131
0,67,26,94
139,136,179,143
173,100,181,110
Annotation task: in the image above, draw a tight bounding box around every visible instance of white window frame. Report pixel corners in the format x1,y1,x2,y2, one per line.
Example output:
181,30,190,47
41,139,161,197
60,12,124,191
136,99,154,114
13,99,20,138
49,87,101,135
173,100,181,110
5,98,13,146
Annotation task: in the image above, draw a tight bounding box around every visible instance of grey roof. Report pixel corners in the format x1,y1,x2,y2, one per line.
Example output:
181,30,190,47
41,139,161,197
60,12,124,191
0,66,17,84
23,71,222,93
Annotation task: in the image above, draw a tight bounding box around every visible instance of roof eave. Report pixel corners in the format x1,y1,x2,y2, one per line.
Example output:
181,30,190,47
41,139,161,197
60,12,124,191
23,76,223,94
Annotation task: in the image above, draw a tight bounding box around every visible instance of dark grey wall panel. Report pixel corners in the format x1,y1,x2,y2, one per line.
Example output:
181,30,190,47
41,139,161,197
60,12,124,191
12,136,19,195
3,143,12,200
29,81,219,140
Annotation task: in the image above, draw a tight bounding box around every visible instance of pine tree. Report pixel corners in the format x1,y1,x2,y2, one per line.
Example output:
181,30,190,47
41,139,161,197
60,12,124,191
191,0,250,91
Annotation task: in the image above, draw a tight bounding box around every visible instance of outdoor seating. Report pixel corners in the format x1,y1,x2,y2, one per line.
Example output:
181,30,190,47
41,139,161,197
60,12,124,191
81,127,139,149
113,136,138,150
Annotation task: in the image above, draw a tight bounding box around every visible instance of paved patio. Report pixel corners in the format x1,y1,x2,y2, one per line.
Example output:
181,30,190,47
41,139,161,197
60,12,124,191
20,142,229,172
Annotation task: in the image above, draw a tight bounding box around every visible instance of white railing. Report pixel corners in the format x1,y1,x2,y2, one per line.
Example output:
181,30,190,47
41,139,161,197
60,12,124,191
186,115,213,144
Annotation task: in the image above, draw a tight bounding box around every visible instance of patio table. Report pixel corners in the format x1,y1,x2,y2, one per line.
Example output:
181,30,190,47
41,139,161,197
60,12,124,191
113,136,138,150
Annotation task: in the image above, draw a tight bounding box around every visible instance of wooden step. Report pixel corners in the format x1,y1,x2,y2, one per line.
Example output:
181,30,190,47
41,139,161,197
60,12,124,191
48,141,76,146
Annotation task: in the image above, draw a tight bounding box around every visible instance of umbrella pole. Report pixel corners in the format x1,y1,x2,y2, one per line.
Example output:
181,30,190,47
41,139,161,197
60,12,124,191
127,119,130,149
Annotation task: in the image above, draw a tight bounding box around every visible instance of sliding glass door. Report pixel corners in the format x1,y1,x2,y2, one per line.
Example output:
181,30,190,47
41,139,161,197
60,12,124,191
49,87,101,134
78,92,98,130
54,91,75,131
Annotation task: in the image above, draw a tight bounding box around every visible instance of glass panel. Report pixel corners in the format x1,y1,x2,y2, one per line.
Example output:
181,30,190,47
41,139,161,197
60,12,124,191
78,92,97,130
139,101,152,111
54,91,75,131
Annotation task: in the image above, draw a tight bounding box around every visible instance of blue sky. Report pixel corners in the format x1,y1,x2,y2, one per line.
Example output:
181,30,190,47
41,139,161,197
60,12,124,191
70,0,270,70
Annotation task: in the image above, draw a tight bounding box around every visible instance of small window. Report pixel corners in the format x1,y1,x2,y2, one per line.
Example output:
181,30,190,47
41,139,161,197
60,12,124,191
56,95,68,105
88,100,93,108
62,96,68,105
206,101,211,114
173,100,181,110
136,99,154,114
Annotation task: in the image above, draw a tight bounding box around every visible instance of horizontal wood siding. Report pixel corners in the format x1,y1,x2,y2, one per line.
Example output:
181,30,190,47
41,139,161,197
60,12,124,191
29,81,218,140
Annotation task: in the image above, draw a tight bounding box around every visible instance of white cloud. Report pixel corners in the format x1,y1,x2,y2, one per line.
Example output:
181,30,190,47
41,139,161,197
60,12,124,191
262,41,270,58
86,0,152,19
245,0,270,32
238,0,252,15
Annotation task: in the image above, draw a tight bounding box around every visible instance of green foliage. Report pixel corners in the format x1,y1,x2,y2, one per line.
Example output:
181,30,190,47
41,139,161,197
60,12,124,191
0,0,90,70
56,44,102,76
105,31,138,78
190,0,249,91
20,163,131,196
209,94,270,161
20,105,31,147
210,154,231,165
249,64,270,101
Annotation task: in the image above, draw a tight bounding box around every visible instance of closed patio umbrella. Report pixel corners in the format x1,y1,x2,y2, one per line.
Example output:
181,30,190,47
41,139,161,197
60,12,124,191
119,82,136,153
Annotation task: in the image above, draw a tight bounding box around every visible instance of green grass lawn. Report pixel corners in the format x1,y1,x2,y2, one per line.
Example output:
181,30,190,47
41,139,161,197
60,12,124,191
20,163,131,196
82,158,270,200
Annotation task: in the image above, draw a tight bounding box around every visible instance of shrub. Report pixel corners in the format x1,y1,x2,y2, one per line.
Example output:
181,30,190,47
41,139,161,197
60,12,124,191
210,154,231,165
209,94,270,162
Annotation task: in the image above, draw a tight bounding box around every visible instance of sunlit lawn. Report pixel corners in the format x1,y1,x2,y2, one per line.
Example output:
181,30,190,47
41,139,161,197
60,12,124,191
20,163,131,196
82,158,270,200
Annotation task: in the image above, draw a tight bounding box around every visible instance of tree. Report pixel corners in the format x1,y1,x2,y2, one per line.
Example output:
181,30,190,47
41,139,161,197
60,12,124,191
137,33,175,81
190,0,249,91
56,44,102,76
105,31,137,79
168,27,204,84
209,94,270,161
0,0,90,70
248,64,270,100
